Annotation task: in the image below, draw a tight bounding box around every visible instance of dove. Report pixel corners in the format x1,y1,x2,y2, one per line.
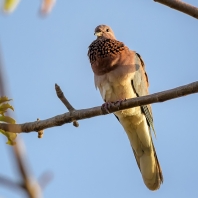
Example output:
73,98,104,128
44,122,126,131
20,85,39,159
88,25,163,190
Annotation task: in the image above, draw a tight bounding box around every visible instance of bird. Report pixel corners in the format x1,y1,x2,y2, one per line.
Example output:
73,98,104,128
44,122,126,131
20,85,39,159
87,25,163,190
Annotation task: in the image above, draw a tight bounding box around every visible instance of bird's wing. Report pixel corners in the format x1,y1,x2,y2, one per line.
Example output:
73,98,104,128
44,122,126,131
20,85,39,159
131,52,156,137
130,52,163,188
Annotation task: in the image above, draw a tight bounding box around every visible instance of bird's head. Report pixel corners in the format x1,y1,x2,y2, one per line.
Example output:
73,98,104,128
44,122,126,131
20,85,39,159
94,25,116,39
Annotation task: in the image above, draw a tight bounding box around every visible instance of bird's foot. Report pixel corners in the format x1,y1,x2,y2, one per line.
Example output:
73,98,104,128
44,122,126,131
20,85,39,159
101,99,126,113
114,99,127,109
101,102,114,113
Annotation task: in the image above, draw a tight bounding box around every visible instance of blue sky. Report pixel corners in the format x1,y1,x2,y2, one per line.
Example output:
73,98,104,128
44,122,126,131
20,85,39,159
0,0,198,197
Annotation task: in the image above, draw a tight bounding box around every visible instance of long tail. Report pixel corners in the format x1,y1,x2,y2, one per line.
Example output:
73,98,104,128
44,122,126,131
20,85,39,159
121,115,163,190
115,111,163,190
132,139,163,190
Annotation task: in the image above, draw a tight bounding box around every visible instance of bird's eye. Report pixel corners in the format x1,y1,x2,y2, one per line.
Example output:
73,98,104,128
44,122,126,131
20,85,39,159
106,29,109,32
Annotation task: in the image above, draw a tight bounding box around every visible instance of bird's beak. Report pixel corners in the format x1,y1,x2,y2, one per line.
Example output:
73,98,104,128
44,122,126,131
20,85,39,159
94,31,103,37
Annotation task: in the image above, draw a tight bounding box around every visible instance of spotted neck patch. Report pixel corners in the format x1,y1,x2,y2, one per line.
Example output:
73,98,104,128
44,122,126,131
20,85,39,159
88,38,125,63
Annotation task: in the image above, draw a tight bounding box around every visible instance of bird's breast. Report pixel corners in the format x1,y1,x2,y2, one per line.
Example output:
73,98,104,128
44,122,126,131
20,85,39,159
95,65,141,118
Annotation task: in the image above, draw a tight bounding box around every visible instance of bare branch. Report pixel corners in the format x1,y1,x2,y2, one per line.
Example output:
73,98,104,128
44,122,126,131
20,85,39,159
13,140,42,198
1,81,198,134
0,175,25,190
154,0,198,19
0,46,42,198
55,83,75,112
38,171,53,190
55,83,79,127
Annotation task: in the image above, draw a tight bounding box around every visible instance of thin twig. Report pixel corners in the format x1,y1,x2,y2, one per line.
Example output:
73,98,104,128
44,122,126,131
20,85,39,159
55,83,79,127
55,84,75,111
154,0,198,19
38,171,53,190
37,118,44,138
0,175,25,190
0,81,198,134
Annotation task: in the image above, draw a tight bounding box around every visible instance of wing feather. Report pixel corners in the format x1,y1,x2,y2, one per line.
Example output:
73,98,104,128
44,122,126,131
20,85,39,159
131,52,156,137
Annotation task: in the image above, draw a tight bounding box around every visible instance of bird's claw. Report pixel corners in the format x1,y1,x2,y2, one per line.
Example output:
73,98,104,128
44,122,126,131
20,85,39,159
114,99,126,109
101,102,114,113
101,99,126,113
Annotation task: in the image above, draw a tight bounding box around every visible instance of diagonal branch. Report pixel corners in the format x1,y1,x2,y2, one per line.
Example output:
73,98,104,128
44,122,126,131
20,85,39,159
12,140,42,198
0,81,198,134
0,45,42,198
55,83,79,127
154,0,198,19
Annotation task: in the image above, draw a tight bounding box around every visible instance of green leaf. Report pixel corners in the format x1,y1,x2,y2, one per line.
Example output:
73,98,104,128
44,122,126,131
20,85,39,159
0,103,14,113
3,0,21,13
0,129,16,145
0,96,17,145
0,115,15,124
0,96,12,105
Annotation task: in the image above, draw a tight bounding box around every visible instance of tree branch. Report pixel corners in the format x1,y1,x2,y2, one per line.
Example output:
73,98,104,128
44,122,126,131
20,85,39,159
0,175,25,190
0,81,198,134
0,46,43,198
154,0,198,19
12,140,42,198
55,83,79,127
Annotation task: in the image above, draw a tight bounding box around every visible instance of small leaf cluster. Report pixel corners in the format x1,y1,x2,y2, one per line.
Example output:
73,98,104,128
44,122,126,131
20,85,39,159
0,96,16,145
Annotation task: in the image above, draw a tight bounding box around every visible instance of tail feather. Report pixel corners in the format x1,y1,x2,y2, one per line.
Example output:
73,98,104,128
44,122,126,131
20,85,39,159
132,140,163,190
115,112,163,190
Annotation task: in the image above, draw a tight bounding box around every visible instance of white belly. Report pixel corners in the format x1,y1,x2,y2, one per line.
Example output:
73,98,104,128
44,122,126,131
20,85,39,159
94,67,142,120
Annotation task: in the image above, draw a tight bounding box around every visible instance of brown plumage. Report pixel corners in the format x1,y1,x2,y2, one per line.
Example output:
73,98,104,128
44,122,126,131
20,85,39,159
88,38,125,75
88,24,163,190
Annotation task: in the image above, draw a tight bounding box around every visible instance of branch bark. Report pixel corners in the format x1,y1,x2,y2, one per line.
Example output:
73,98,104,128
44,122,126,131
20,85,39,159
154,0,198,19
1,81,198,134
12,140,42,198
55,83,79,127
